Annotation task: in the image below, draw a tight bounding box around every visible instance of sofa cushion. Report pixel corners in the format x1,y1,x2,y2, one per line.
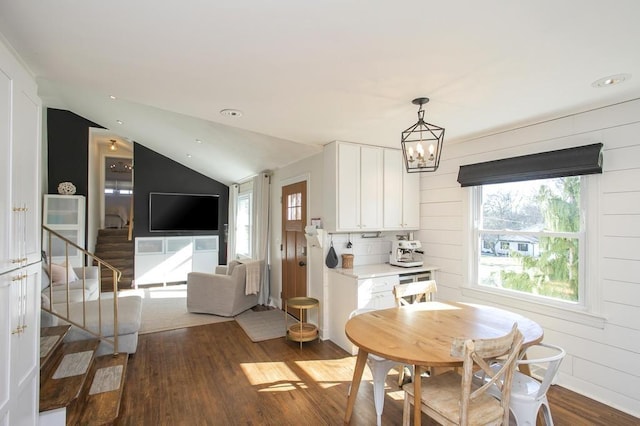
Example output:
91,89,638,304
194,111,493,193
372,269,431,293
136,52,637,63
50,262,79,284
227,260,242,275
49,287,95,304
61,295,143,336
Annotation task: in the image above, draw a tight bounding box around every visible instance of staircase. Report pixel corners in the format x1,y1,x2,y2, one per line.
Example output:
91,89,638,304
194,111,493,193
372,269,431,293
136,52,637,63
40,325,128,425
94,229,134,291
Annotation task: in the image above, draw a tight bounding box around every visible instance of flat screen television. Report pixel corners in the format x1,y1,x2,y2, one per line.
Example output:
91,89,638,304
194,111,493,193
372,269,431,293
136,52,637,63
149,192,219,232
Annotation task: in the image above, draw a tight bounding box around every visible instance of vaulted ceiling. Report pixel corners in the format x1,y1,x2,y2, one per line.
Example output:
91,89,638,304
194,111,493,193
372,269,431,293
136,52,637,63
1,1,639,185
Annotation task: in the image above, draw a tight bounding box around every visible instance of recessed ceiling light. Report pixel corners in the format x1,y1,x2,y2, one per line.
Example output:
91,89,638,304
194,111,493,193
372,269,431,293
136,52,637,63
116,120,123,125
109,95,117,100
195,139,202,144
220,108,243,118
592,73,631,88
186,154,192,158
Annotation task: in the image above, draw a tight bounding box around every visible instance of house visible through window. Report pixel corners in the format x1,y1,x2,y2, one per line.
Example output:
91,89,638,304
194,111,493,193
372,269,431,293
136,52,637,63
473,176,584,303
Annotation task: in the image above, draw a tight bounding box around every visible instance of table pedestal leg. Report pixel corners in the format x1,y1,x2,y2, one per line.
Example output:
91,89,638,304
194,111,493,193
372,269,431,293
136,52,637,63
413,365,422,426
344,349,368,424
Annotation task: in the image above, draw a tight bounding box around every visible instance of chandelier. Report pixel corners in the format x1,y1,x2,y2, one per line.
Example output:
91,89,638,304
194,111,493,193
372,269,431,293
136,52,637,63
401,97,445,173
109,161,132,173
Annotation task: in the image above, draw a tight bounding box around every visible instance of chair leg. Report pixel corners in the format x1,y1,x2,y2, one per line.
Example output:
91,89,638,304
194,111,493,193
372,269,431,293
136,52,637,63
369,360,396,426
540,399,554,426
402,391,412,426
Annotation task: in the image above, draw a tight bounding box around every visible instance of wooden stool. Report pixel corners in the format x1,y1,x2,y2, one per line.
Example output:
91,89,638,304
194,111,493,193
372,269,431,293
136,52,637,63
284,297,319,348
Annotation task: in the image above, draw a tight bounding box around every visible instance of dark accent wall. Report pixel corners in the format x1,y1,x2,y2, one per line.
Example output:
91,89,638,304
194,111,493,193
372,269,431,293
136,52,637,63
47,108,103,197
134,143,229,265
46,108,229,265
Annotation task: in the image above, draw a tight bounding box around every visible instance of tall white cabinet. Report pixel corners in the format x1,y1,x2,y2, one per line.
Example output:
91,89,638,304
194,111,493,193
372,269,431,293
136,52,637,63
0,38,42,425
43,195,86,267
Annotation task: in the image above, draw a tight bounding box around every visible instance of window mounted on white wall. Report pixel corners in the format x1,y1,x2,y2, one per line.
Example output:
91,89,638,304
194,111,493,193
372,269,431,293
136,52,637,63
458,143,603,315
236,191,252,258
473,176,584,304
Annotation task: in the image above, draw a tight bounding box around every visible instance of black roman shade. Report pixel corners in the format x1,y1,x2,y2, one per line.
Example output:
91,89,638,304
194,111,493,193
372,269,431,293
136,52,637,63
457,143,603,187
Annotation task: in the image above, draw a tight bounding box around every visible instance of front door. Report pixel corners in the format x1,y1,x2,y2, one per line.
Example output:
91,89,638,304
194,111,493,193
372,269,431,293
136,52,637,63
281,181,307,319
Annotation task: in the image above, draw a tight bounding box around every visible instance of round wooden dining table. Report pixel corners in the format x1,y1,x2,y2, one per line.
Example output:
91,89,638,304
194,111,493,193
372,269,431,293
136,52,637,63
343,301,544,425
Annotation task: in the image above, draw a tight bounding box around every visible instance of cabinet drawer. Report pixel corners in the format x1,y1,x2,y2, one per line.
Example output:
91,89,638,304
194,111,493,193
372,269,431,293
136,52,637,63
358,275,399,299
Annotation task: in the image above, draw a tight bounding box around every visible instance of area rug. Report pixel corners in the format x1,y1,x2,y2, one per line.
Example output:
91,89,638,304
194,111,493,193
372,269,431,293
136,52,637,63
235,309,287,342
117,284,233,334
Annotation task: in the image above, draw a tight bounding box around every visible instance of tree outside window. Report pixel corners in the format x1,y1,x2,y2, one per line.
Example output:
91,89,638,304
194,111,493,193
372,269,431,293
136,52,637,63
475,176,583,303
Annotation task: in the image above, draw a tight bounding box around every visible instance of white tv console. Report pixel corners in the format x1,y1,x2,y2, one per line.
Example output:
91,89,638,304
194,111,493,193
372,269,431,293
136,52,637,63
134,235,219,287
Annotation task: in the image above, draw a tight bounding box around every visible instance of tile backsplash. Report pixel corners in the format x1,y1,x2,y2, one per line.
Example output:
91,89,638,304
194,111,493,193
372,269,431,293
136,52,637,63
325,231,416,267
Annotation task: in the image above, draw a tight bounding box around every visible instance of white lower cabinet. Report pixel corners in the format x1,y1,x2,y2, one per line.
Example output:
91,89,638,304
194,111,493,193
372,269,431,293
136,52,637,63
328,272,399,355
1,263,40,426
134,236,219,286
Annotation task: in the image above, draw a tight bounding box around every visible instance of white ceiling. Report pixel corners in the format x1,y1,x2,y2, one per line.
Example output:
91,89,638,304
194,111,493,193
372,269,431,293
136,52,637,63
1,1,639,185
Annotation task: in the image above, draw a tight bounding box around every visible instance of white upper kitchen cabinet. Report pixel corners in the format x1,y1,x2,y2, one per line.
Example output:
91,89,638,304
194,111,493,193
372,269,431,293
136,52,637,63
383,148,419,230
324,141,383,232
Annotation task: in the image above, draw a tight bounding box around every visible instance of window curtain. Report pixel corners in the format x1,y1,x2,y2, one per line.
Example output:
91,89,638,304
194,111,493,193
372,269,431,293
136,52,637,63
227,184,239,261
457,143,603,187
252,172,271,305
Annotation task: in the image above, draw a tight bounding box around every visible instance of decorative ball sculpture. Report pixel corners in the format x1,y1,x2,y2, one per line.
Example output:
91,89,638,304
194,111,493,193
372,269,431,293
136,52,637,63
57,181,76,195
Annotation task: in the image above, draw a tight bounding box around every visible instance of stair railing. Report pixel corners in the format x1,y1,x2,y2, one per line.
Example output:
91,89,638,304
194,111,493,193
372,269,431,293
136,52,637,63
42,225,122,355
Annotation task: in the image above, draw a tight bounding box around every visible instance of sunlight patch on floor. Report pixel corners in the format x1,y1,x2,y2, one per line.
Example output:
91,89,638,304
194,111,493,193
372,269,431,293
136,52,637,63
241,362,301,391
293,358,373,389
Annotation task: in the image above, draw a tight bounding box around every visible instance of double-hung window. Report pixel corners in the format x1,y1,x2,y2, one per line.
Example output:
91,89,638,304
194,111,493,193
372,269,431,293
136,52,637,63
473,176,584,304
235,187,253,259
458,143,602,313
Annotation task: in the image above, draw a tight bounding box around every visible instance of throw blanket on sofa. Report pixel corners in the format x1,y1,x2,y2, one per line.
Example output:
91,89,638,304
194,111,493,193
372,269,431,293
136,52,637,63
240,259,262,295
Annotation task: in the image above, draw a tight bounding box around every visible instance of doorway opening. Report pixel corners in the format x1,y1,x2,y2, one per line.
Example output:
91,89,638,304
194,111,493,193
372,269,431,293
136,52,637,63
104,156,133,229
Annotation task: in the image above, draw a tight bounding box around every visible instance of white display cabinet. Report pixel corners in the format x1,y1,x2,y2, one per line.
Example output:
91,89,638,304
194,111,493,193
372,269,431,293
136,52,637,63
192,236,220,273
134,235,219,286
43,195,86,267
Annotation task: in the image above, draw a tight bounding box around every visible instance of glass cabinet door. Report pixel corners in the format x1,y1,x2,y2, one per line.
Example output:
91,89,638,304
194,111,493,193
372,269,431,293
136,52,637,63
44,196,81,226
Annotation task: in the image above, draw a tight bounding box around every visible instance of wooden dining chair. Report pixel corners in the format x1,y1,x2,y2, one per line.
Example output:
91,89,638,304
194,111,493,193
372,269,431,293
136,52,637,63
402,323,524,426
393,280,438,306
393,280,438,385
474,342,566,425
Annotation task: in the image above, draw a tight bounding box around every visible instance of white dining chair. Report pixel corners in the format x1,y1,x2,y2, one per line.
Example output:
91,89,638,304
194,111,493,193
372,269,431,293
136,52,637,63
474,342,566,425
348,309,398,426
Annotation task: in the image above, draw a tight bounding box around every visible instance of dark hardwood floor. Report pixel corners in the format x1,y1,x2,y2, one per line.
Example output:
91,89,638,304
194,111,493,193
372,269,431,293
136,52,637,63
116,320,639,426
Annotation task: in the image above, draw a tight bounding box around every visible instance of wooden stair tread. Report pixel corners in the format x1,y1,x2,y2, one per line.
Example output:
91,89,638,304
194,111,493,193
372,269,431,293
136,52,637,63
95,228,135,292
70,353,129,426
40,325,72,368
39,339,99,412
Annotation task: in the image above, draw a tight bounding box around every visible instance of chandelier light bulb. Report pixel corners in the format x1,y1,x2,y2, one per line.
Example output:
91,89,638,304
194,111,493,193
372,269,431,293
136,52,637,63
408,146,415,162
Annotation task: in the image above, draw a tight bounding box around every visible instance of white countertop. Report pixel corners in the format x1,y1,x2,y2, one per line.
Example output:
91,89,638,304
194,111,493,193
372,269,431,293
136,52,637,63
330,263,439,279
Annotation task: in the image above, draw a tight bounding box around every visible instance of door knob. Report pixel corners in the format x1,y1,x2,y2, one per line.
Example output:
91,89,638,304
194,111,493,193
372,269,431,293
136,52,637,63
299,261,306,266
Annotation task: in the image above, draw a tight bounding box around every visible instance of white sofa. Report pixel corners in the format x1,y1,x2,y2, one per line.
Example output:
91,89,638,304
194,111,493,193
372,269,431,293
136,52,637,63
41,264,142,355
41,265,100,307
186,260,260,317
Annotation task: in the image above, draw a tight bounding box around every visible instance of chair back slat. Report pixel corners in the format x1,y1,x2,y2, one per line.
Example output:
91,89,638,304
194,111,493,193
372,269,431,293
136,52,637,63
393,280,437,306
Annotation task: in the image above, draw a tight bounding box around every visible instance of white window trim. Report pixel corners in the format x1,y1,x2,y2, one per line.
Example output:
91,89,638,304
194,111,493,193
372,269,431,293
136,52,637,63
462,175,606,329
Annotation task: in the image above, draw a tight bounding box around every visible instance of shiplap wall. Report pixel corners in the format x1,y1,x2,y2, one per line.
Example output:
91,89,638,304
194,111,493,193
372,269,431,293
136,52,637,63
416,98,640,417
